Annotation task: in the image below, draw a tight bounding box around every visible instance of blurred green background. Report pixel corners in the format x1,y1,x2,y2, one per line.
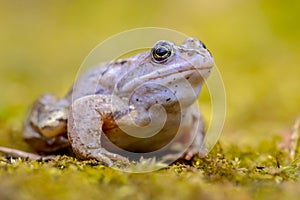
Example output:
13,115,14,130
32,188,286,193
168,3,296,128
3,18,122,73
1,1,300,199
1,0,299,148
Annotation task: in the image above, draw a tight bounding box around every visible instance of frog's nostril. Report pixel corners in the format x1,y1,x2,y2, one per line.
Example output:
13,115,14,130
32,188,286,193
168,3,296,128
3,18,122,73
182,37,207,50
199,41,206,49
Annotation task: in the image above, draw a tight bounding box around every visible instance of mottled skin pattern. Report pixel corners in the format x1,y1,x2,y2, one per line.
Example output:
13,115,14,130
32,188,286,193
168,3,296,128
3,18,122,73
23,38,214,166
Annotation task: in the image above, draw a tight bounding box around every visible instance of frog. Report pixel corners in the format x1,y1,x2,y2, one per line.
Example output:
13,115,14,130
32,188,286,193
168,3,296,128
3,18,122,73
2,38,214,166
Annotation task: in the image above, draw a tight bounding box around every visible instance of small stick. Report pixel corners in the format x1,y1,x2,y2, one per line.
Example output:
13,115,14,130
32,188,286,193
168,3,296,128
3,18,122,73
289,116,300,159
0,146,55,161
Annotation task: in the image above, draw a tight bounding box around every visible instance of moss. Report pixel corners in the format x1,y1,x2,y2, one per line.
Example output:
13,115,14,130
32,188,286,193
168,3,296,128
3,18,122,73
0,140,299,200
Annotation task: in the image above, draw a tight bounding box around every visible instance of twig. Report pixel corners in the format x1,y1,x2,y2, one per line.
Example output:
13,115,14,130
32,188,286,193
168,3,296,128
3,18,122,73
0,146,55,161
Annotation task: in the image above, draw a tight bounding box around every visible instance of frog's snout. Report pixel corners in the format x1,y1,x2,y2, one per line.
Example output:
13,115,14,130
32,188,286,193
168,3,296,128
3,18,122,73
181,37,205,49
181,37,212,57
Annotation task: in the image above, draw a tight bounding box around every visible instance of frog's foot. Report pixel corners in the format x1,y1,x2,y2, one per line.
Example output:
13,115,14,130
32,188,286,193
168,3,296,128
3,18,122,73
182,146,207,160
161,148,206,162
89,148,129,167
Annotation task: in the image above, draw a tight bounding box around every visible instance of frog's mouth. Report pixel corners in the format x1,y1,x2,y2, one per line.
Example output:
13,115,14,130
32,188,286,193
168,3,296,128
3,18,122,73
146,66,212,81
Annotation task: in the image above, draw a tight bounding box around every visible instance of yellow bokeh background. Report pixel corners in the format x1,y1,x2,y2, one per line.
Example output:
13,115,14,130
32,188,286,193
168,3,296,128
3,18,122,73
0,0,300,149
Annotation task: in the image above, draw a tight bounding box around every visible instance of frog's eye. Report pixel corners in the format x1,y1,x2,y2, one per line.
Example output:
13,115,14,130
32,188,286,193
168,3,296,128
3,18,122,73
151,42,173,63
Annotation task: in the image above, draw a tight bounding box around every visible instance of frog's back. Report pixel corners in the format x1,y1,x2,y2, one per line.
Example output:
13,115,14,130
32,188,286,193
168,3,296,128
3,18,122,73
67,64,112,100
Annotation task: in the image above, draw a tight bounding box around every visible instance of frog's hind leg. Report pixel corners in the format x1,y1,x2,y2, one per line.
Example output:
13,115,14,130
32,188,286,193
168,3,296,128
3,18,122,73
23,93,70,153
68,95,129,166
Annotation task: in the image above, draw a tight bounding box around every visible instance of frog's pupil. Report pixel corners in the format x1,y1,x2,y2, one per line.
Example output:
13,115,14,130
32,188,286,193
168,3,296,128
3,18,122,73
155,47,168,57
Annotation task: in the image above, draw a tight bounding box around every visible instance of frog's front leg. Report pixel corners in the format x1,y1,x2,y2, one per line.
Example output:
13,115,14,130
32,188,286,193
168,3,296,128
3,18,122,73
68,95,129,166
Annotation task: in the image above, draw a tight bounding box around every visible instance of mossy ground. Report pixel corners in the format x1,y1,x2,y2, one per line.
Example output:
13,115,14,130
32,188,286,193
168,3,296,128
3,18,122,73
1,1,300,200
1,141,299,200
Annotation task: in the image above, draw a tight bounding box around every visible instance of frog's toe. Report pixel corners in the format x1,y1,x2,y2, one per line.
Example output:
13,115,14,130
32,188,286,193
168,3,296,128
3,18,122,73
102,150,129,163
92,148,129,166
183,147,207,160
92,153,114,167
